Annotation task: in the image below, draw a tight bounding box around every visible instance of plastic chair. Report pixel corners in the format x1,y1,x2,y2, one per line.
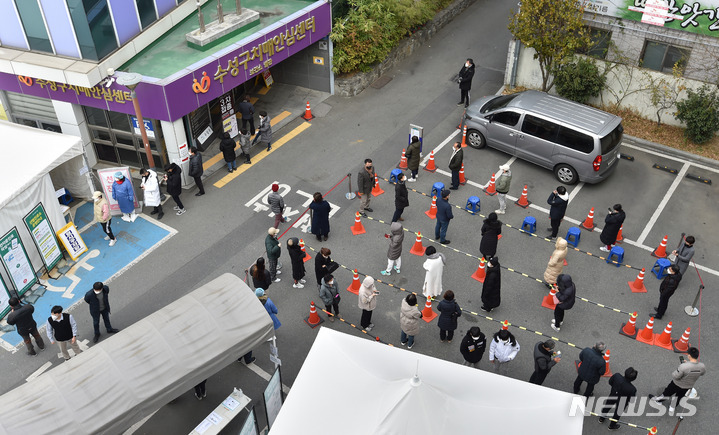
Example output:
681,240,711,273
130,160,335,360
652,258,672,279
431,182,445,198
606,246,624,267
465,196,480,215
57,188,73,205
389,169,403,184
521,216,537,234
566,227,581,248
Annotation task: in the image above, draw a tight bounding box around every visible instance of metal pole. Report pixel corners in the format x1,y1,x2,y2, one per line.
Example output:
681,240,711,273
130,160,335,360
684,284,703,316
345,173,356,200
236,0,242,14
129,89,156,170
217,0,224,24
197,1,205,33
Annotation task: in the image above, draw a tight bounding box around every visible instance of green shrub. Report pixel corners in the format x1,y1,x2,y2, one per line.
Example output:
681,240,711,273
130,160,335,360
554,57,606,104
676,85,719,144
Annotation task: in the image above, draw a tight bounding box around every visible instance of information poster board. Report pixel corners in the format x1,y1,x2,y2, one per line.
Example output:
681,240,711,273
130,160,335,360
0,276,11,319
238,407,259,435
0,227,37,297
56,222,88,261
23,202,63,271
96,167,139,214
263,367,284,429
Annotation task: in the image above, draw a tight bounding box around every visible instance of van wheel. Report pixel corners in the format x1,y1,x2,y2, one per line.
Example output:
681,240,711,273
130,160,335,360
466,129,486,149
555,164,578,185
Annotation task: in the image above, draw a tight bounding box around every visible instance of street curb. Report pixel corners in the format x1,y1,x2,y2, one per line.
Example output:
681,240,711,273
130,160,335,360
623,135,719,169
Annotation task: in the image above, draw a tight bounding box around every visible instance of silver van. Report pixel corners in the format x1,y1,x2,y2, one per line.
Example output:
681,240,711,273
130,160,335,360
464,90,623,184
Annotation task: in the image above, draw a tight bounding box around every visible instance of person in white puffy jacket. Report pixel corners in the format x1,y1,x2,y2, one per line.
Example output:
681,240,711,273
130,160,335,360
489,328,520,375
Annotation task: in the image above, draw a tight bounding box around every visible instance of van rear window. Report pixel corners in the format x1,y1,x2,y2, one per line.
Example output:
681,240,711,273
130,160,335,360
556,126,594,154
600,124,623,155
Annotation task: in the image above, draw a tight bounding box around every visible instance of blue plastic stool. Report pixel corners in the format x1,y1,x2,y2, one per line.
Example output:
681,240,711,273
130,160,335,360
566,227,581,248
57,188,73,205
431,182,445,198
652,258,672,279
606,246,624,267
465,196,480,215
521,216,537,234
389,168,403,184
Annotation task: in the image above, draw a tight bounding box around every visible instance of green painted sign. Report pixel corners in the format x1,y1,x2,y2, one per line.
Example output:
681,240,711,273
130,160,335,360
0,227,37,297
23,202,62,271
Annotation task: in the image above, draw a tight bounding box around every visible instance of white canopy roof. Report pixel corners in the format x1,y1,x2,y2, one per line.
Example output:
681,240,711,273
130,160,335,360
270,328,584,434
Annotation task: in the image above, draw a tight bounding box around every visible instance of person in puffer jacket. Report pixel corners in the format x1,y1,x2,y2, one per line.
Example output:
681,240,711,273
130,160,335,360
489,328,520,376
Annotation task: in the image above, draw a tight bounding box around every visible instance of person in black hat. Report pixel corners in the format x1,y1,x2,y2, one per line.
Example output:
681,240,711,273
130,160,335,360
481,256,501,312
435,189,454,244
650,264,681,319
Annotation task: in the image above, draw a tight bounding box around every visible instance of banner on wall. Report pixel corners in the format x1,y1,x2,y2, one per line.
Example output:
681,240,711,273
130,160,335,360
0,276,11,320
0,227,37,298
23,202,63,272
56,223,87,261
97,167,139,215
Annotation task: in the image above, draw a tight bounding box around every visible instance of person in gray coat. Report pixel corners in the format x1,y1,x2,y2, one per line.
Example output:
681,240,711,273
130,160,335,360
400,293,422,349
357,159,376,216
319,274,340,322
268,183,285,229
529,340,560,385
239,128,252,164
255,110,273,151
671,235,695,276
573,342,607,397
381,222,404,276
494,164,512,214
650,347,706,412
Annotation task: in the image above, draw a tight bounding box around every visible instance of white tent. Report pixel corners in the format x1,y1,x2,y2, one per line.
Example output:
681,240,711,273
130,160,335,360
270,328,584,434
0,273,275,435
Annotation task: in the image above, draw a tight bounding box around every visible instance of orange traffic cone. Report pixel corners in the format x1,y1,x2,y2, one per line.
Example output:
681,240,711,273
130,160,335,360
501,320,510,330
628,268,647,293
425,196,437,219
371,173,384,196
602,349,613,377
304,301,323,328
409,232,425,256
461,125,468,147
619,311,638,339
648,427,658,435
672,327,691,353
636,317,656,345
471,258,487,282
652,235,669,258
484,173,496,196
424,151,437,172
399,148,408,169
421,297,438,322
301,101,314,121
581,207,596,231
299,238,311,262
654,322,674,350
351,212,366,235
541,285,558,310
515,185,531,208
346,269,361,294
615,225,624,243
459,163,467,185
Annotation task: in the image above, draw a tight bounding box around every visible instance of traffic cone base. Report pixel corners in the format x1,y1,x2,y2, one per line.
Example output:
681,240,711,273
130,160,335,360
410,233,425,256
351,212,366,236
619,312,638,339
636,318,656,345
653,322,674,350
421,299,438,323
515,185,531,208
471,260,486,283
484,173,497,196
581,207,596,231
424,151,437,172
628,268,647,293
304,302,324,328
301,101,314,121
371,174,385,196
672,328,691,353
652,235,669,258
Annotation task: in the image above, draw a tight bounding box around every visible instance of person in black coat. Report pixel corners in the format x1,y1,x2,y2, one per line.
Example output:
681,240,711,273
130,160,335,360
437,290,462,342
460,326,486,368
457,58,475,107
599,204,625,251
309,192,331,241
84,282,120,343
188,147,205,196
393,172,409,223
650,265,682,319
552,274,576,332
287,237,306,288
435,190,454,244
163,162,185,215
7,297,45,356
249,257,272,291
237,95,255,134
598,367,638,430
481,256,501,312
546,186,568,238
529,340,560,385
314,247,333,287
480,212,502,259
219,132,237,172
573,342,607,397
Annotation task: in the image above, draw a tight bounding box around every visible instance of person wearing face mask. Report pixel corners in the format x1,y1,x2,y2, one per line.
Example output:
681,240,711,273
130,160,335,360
460,326,486,369
255,110,273,151
357,159,376,217
112,171,137,222
139,168,163,220
45,306,82,361
319,274,340,322
489,328,520,375
84,281,120,343
480,256,501,312
457,58,475,108
392,172,409,223
7,297,45,356
92,191,117,246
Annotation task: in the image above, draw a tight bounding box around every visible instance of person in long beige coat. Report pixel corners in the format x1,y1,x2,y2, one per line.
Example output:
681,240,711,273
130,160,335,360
400,294,422,349
544,238,568,286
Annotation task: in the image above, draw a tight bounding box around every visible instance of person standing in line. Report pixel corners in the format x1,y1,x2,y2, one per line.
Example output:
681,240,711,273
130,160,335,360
139,168,163,220
319,274,340,322
551,273,576,332
256,111,273,151
460,326,486,368
238,95,255,134
598,367,638,430
84,281,120,343
265,227,282,283
358,276,379,331
435,189,454,244
529,340,560,385
494,165,512,214
381,222,404,276
164,163,185,215
480,256,501,312
448,142,464,190
546,186,569,239
249,257,272,291
671,235,695,276
112,171,137,222
405,136,422,182
309,192,331,241
489,329,520,375
287,237,306,289
45,306,82,361
392,172,409,222
255,288,281,330
480,212,502,260
219,132,238,173
422,246,446,300
239,128,252,164
357,159,376,217
649,347,705,412
188,147,205,196
650,264,682,319
314,247,333,288
400,293,422,349
599,204,625,252
457,58,475,107
7,297,45,356
573,342,607,397
543,238,568,288
268,183,286,229
437,290,462,343
92,191,117,246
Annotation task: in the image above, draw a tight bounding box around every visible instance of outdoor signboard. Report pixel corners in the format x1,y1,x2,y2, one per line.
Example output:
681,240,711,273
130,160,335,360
263,367,284,429
56,223,88,261
22,202,63,272
97,167,139,214
238,407,259,435
0,227,37,297
0,276,11,319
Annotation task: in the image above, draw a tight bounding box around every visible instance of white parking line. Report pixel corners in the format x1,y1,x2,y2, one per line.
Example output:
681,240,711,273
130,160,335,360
421,130,460,166
635,163,690,245
567,182,584,204
25,362,52,382
245,362,291,395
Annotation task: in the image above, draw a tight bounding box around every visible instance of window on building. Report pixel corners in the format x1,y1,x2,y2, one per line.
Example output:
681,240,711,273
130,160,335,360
641,41,690,74
67,0,118,61
15,0,53,53
136,0,157,29
578,27,611,59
